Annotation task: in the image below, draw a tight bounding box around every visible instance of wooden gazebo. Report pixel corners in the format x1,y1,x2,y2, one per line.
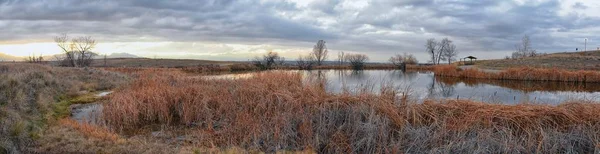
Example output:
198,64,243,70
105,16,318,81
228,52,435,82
462,56,477,65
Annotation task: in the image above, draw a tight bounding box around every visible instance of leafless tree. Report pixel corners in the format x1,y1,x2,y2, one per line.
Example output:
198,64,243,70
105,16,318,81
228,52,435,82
277,56,286,67
337,51,345,65
345,53,368,70
389,53,418,68
512,35,537,59
296,54,316,70
55,34,76,67
73,36,97,66
436,38,451,64
312,40,328,66
425,38,437,64
443,44,457,64
253,51,284,70
54,34,97,67
26,54,43,63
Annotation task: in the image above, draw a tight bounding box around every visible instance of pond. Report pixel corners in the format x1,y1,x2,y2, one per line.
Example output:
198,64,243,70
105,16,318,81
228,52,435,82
205,70,600,104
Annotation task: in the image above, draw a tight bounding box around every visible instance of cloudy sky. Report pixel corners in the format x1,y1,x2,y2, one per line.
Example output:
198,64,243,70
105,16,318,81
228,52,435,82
1,0,599,62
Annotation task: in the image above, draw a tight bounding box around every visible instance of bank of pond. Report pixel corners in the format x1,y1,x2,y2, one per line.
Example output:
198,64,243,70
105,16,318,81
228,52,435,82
205,69,600,104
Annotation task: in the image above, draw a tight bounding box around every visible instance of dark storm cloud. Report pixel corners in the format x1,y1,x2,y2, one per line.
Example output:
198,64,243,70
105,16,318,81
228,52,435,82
1,0,599,61
0,0,334,43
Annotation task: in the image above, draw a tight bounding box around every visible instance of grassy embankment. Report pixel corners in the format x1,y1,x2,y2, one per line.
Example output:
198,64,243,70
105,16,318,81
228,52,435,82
434,65,600,83
0,64,133,153
102,70,600,153
475,50,600,70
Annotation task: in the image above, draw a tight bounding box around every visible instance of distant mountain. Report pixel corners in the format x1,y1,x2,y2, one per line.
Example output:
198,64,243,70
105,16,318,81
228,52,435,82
41,52,142,60
104,52,141,59
0,53,23,61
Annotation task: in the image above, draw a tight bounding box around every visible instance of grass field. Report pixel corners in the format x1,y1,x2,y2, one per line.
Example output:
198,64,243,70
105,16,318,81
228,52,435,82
434,65,600,82
476,50,600,70
90,58,241,68
0,64,128,153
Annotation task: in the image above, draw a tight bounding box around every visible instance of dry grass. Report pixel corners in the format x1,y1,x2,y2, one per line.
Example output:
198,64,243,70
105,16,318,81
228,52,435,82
434,65,600,82
90,58,240,68
59,119,119,142
0,63,128,153
477,50,600,70
102,70,600,153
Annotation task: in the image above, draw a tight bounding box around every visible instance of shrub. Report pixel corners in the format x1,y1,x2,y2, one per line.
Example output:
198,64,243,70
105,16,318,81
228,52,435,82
345,54,369,70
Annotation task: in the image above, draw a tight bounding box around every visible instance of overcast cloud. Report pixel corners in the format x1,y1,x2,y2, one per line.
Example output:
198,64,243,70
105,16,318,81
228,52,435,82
1,0,599,61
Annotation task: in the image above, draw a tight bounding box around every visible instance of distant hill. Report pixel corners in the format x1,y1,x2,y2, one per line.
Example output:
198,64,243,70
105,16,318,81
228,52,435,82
103,53,141,59
0,53,22,61
42,52,142,60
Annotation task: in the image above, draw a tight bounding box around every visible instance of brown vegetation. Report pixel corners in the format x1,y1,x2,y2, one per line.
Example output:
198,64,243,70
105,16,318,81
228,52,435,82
0,63,128,153
478,50,600,70
103,71,600,153
434,65,600,82
90,58,240,68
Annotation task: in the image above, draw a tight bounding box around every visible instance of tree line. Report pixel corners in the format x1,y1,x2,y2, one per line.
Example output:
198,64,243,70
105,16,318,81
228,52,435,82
255,38,460,70
30,34,541,69
254,40,372,70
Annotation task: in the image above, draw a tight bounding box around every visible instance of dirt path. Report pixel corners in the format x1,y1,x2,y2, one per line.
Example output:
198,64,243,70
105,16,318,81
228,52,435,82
459,65,502,73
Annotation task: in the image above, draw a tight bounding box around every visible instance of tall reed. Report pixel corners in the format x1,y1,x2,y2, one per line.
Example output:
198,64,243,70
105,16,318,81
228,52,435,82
434,65,600,82
102,71,600,153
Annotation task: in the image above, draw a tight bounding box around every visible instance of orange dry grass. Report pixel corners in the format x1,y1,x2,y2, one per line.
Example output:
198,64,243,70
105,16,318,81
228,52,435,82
59,119,120,142
102,71,600,152
434,65,600,82
417,100,600,131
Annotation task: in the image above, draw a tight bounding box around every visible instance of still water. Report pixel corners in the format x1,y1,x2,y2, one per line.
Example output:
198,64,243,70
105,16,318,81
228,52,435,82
206,70,600,104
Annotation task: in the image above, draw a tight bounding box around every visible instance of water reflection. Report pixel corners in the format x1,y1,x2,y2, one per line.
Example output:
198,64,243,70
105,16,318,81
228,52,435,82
204,70,600,104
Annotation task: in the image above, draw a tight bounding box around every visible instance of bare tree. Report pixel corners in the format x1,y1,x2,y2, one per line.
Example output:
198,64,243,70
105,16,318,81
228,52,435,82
345,53,368,70
337,51,345,65
72,36,97,67
425,38,437,64
312,40,328,66
55,34,76,67
389,53,418,68
297,54,316,70
436,38,451,64
404,53,418,64
54,34,98,67
253,51,284,70
26,54,43,63
512,35,537,59
443,44,457,64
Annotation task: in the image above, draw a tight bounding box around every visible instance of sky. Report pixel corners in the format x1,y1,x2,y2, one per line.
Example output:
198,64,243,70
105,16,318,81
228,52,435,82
1,0,599,62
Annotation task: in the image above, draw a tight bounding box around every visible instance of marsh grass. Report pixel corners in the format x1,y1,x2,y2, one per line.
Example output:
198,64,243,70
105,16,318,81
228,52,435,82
103,70,600,153
435,65,600,82
0,64,128,153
